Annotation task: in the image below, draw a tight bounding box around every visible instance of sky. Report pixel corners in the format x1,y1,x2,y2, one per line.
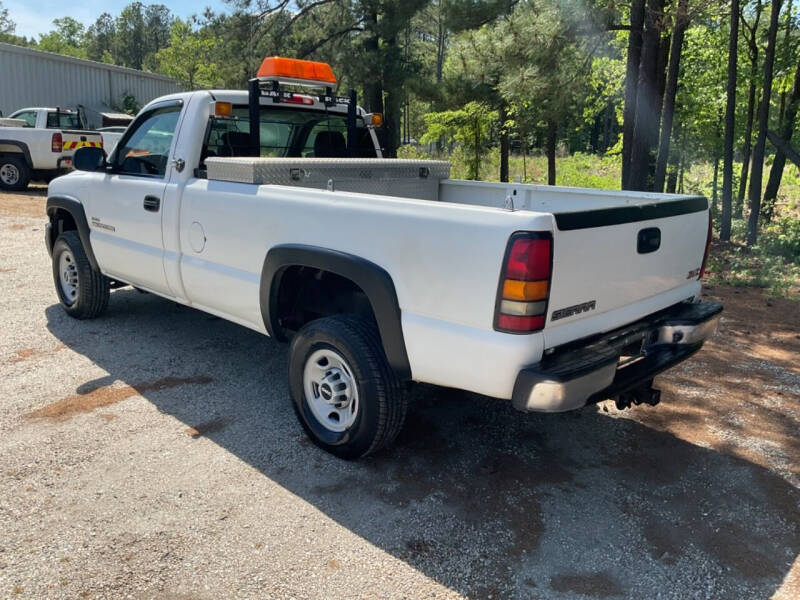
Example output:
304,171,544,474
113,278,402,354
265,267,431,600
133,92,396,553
4,0,232,38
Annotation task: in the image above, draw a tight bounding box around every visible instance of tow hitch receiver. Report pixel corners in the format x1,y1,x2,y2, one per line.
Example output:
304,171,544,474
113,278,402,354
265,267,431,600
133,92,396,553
615,379,661,410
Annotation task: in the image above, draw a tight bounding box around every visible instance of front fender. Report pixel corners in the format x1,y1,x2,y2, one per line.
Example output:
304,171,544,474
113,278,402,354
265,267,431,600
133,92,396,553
45,196,99,270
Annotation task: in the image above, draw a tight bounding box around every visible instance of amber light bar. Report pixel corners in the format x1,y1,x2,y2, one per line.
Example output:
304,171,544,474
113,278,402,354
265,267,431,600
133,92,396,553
257,57,337,85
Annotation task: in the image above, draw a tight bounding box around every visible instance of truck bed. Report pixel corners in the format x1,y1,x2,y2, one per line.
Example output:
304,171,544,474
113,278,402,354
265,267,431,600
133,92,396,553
205,156,700,215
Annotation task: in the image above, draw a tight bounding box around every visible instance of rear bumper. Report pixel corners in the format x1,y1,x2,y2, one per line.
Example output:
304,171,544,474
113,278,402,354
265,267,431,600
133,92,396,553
511,300,722,412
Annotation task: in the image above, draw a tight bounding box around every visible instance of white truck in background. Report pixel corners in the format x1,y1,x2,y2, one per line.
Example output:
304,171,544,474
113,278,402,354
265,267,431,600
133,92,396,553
0,107,110,190
44,57,722,459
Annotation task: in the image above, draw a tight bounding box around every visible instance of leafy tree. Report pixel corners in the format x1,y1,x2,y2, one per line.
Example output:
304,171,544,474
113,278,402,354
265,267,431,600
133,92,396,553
420,101,497,179
37,17,88,58
84,13,116,63
0,1,13,34
112,2,173,70
156,19,223,89
0,0,30,46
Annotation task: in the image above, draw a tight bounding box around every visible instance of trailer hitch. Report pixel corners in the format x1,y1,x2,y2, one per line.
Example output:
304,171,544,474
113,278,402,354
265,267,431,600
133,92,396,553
614,379,661,410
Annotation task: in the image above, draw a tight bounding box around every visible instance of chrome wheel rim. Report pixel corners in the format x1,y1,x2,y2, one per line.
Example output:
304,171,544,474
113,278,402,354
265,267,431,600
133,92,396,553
0,163,20,186
303,348,359,433
58,249,79,305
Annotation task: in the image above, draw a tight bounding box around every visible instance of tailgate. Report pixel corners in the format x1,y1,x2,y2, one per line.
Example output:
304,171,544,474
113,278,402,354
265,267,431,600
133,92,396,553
545,197,709,343
61,130,104,155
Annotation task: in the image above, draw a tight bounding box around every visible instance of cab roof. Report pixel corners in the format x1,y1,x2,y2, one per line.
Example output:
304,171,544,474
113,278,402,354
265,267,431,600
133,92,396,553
142,90,359,116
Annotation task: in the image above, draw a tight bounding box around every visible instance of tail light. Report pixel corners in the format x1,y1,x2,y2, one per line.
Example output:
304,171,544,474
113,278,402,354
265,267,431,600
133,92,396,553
51,132,62,153
698,214,713,279
495,232,553,333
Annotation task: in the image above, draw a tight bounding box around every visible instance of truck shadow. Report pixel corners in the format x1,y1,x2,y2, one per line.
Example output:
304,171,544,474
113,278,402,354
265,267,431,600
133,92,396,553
44,290,799,599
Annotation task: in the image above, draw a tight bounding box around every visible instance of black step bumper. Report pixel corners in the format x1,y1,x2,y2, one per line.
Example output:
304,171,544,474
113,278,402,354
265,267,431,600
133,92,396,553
511,300,723,412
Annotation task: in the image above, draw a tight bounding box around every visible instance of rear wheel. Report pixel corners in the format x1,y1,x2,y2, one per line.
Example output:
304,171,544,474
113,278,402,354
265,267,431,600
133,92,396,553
52,230,109,319
288,315,408,459
0,155,31,191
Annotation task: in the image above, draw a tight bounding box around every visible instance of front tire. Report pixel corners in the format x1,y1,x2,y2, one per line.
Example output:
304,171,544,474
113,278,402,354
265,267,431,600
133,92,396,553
0,155,31,191
52,230,109,319
288,315,408,459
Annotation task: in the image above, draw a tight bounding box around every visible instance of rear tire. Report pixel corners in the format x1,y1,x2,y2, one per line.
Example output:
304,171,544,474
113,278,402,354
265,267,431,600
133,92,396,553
52,230,109,319
0,155,31,191
288,315,408,459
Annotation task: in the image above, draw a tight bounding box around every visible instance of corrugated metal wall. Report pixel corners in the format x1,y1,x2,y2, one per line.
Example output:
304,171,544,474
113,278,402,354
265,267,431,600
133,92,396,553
0,43,182,122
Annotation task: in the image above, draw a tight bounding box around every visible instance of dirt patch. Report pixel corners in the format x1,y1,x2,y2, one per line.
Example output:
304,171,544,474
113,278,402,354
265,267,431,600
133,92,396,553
7,344,66,364
625,285,800,483
25,375,213,421
549,572,623,597
185,417,229,438
0,187,47,219
8,223,26,230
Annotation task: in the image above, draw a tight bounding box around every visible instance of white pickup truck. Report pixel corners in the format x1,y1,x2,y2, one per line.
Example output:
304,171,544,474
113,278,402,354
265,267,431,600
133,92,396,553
44,58,721,459
0,107,105,190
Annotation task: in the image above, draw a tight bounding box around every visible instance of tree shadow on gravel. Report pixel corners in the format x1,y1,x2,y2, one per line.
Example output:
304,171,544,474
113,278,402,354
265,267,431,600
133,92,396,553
45,290,800,599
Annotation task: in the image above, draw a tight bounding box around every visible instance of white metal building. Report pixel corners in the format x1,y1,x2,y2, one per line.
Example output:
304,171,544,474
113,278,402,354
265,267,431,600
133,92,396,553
0,42,182,127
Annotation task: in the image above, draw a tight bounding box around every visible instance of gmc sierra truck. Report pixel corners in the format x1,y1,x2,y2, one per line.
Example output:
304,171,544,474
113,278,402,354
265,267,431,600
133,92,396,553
0,107,104,190
44,57,722,459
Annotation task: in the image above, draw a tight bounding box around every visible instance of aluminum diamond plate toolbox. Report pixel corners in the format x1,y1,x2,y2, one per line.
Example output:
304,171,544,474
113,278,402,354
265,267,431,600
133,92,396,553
205,158,451,201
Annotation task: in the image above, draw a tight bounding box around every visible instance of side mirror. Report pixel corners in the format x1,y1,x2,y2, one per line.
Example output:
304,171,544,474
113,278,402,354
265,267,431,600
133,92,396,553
73,146,107,172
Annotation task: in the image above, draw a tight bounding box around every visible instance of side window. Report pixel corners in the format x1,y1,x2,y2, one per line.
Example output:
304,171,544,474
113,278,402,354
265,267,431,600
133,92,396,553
12,111,36,127
46,112,81,129
113,105,181,177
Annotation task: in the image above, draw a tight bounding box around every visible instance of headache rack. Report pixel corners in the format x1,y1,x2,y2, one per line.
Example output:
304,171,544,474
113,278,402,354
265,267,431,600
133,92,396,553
246,75,359,158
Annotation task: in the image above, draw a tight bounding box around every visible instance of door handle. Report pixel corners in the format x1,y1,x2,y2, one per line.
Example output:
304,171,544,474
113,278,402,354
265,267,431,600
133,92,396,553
143,195,161,212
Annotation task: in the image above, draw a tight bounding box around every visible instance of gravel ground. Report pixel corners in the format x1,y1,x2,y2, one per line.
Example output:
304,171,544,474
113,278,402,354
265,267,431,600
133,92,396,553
1,186,798,600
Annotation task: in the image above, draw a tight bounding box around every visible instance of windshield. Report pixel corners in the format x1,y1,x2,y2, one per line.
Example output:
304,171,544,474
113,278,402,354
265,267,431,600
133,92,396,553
202,106,377,165
46,112,82,129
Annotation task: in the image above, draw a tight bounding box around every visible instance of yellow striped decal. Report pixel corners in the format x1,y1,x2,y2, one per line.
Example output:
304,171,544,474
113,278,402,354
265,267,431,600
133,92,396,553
62,140,103,150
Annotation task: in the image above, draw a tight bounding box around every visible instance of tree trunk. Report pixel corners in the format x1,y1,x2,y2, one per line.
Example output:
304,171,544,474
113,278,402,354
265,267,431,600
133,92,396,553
762,58,800,219
736,0,763,218
436,3,446,84
628,0,665,191
666,121,680,193
746,0,783,246
654,33,671,128
474,115,480,180
622,0,647,189
721,0,740,241
546,120,557,186
736,82,756,217
654,0,689,192
678,126,686,193
603,102,613,151
499,104,509,182
777,0,793,125
712,153,721,215
364,11,385,153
